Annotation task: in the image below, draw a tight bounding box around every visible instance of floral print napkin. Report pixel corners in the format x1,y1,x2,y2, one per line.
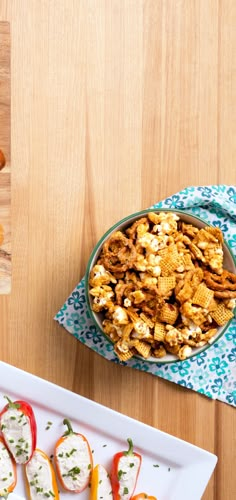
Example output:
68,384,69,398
55,186,236,406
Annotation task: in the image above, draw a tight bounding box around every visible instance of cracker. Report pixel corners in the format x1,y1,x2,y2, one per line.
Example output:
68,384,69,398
211,303,234,326
159,303,179,324
192,283,214,308
158,244,178,258
140,313,154,328
158,276,176,295
154,322,166,341
114,346,135,361
134,341,151,359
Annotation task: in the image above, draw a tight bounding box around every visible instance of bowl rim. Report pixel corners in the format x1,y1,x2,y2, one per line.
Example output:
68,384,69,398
85,208,236,364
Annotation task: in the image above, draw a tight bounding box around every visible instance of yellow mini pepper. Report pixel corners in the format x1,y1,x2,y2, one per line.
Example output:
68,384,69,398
90,464,112,499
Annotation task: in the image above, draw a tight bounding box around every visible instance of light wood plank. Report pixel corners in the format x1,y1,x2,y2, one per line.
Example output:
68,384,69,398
0,20,10,293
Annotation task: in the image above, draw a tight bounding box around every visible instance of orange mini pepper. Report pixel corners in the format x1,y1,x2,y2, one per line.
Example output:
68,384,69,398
90,464,112,499
0,436,17,498
55,418,93,493
25,448,59,499
132,494,157,500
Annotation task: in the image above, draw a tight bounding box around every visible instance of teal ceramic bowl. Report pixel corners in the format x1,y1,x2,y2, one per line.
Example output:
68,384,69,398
85,209,236,363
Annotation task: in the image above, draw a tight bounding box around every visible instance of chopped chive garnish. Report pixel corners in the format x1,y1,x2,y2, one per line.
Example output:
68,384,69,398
88,464,91,469
99,479,102,484
70,448,77,455
123,487,129,494
129,462,134,467
102,444,107,447
153,464,159,467
118,470,126,480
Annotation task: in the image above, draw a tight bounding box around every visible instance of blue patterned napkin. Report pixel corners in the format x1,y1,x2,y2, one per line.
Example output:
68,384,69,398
55,186,236,406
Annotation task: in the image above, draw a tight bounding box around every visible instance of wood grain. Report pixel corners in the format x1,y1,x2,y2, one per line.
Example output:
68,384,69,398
0,1,235,499
0,20,10,293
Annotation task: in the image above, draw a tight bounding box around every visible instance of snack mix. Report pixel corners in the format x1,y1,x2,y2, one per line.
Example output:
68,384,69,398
89,212,236,361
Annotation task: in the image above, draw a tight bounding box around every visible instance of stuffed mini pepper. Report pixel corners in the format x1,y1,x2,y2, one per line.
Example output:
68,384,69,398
55,418,93,493
111,438,142,499
25,448,59,499
90,464,112,499
0,436,17,498
0,396,37,465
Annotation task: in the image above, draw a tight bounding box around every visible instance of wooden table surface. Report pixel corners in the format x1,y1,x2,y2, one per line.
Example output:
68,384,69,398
0,21,11,293
0,1,235,498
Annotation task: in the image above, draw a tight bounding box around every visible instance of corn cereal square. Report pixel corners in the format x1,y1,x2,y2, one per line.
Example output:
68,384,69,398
135,341,151,359
159,303,179,324
192,283,214,308
114,347,135,361
158,276,176,295
211,303,234,326
154,322,166,341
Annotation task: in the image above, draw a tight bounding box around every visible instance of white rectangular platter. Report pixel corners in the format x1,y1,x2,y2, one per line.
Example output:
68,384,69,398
0,362,217,500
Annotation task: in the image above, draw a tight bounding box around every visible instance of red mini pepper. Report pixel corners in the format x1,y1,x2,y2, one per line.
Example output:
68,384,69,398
0,436,17,497
111,438,142,499
54,418,93,493
0,396,37,465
